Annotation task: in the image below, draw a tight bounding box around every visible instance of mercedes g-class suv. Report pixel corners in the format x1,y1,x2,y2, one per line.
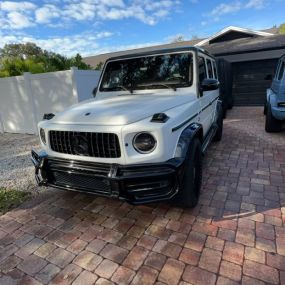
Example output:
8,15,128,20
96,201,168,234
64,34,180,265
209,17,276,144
265,54,285,132
31,47,223,208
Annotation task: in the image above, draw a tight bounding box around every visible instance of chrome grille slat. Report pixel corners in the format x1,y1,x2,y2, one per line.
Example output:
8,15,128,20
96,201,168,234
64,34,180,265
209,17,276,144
49,130,121,158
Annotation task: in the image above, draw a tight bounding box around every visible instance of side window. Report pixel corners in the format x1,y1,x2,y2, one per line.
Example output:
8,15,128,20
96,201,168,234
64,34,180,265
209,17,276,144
198,56,206,83
278,61,285,81
206,59,214,78
212,61,218,79
275,61,281,79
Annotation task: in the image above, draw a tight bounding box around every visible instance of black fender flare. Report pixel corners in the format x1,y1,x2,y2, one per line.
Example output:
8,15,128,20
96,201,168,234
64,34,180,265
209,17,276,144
215,99,223,123
174,123,203,159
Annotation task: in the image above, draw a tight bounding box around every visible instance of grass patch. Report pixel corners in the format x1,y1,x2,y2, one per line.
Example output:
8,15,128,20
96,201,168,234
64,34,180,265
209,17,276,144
0,188,30,214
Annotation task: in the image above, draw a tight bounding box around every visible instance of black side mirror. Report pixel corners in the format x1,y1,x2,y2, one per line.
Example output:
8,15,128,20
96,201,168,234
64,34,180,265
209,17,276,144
201,78,220,91
92,87,97,97
264,74,273,81
43,113,55,120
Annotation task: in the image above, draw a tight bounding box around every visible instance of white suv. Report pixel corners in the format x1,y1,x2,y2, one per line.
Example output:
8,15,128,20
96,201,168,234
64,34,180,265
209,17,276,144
31,47,223,208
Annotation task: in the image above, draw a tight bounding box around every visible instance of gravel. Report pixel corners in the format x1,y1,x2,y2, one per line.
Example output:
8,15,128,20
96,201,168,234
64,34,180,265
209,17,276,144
0,133,40,191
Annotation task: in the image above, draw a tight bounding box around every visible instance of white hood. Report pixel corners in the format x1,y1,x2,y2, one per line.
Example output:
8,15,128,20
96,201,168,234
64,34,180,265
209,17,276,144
51,94,194,126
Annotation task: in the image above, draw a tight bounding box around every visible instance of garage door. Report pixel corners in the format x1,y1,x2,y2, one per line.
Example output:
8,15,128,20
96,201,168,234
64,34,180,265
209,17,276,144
232,59,278,106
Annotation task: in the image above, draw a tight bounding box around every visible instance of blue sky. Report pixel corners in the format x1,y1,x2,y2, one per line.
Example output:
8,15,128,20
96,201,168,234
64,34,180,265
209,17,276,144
0,0,284,57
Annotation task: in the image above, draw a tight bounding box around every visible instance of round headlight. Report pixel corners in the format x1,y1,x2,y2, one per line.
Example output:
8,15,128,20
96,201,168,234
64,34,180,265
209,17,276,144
133,132,156,154
40,128,46,144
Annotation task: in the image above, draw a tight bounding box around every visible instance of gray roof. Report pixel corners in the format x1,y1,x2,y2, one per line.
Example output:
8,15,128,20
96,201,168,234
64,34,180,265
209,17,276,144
83,27,284,68
83,38,202,67
203,34,285,56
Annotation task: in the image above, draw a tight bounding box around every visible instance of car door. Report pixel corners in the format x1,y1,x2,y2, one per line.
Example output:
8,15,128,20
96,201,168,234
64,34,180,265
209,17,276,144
210,59,219,122
206,58,219,123
198,55,212,136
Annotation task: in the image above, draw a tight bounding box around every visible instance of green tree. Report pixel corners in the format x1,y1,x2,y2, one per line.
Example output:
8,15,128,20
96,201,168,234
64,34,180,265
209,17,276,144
95,62,103,70
170,35,185,43
69,53,91,69
0,43,43,59
279,23,285,34
0,42,92,77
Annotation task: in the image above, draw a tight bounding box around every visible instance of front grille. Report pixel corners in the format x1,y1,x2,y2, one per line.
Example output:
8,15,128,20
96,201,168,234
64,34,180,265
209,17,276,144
49,131,121,158
52,171,111,194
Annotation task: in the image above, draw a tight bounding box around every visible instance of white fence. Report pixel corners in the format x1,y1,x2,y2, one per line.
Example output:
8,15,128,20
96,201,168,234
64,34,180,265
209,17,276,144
0,67,101,134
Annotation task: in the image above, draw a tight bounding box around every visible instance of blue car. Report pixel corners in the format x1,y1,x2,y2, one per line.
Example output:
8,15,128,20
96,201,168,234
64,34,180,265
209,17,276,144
265,54,285,132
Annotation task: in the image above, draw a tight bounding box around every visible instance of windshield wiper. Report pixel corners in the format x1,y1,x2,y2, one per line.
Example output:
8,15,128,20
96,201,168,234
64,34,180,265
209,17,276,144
117,85,133,94
137,83,177,91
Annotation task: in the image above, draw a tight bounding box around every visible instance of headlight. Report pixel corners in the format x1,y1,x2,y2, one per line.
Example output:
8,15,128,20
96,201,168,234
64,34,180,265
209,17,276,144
40,128,46,144
133,132,157,154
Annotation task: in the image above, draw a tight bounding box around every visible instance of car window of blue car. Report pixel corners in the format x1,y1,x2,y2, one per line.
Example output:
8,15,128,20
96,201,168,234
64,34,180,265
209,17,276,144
278,61,285,81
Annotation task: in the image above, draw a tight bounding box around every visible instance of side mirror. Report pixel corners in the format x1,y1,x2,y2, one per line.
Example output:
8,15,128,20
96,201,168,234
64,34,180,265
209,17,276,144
264,74,273,81
201,78,220,91
92,87,97,97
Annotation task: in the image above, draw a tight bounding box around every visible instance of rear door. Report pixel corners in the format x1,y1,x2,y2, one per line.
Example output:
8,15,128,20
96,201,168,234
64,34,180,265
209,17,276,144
198,55,212,135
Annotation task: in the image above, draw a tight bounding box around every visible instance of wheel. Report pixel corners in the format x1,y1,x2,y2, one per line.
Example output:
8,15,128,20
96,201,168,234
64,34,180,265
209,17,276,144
222,102,227,118
223,108,227,119
213,107,223,142
263,102,267,115
175,138,202,208
265,105,281,132
227,102,233,109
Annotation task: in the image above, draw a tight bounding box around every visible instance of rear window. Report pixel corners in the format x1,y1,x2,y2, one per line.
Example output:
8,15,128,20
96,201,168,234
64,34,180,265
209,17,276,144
198,57,207,83
212,62,218,79
206,59,214,78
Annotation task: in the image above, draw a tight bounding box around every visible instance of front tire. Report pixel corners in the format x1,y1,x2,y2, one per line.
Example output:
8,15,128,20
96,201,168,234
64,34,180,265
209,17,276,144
176,138,202,208
263,102,267,115
265,105,281,133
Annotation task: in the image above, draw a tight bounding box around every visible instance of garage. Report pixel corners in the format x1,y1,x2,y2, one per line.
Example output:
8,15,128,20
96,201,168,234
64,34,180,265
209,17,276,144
232,59,278,106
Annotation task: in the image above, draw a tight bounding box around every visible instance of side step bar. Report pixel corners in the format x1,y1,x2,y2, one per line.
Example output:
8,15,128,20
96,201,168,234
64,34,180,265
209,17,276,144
201,124,218,154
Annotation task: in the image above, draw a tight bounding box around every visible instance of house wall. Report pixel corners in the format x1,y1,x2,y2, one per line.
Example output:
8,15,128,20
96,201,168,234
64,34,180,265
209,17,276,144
0,68,101,134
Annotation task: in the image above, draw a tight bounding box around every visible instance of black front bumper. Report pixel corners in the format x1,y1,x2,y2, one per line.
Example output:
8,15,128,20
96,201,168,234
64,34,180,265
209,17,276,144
31,149,184,204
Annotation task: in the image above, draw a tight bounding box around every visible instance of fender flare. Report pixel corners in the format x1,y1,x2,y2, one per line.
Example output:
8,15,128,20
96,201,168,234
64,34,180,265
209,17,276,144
215,99,223,123
174,123,203,159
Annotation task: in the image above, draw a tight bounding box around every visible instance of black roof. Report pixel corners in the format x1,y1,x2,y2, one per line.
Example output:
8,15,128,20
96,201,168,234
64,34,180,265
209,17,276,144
108,46,215,61
204,34,285,56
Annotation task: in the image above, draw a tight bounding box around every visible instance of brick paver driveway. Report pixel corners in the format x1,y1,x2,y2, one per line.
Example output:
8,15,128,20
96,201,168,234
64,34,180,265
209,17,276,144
0,107,285,285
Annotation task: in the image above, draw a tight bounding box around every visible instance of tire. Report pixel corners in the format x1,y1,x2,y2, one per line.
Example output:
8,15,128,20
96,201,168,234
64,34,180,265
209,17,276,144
175,138,202,208
222,102,227,119
265,105,281,133
263,102,267,115
227,102,233,109
213,107,223,142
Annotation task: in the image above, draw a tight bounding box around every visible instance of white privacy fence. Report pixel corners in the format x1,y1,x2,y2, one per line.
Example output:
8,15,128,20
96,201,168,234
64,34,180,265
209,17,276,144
0,67,101,134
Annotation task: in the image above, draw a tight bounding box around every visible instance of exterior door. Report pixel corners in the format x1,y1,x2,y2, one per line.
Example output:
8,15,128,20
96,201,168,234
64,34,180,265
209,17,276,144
232,59,278,106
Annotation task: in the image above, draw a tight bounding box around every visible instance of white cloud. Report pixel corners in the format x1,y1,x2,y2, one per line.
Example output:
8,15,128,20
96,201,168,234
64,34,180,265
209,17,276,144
0,1,37,11
0,31,114,56
209,2,241,17
245,0,265,9
0,0,180,30
35,5,60,24
0,0,180,57
204,0,267,25
6,11,34,29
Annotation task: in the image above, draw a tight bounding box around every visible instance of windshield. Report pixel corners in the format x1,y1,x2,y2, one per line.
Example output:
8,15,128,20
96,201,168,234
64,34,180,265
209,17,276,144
99,52,193,92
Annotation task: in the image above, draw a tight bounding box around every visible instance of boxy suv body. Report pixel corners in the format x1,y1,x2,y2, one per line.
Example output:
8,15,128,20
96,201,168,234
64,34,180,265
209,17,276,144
31,47,223,207
265,54,285,132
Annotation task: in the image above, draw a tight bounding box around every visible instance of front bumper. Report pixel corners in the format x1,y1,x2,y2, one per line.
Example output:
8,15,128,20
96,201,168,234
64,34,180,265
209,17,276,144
31,149,184,204
272,106,285,121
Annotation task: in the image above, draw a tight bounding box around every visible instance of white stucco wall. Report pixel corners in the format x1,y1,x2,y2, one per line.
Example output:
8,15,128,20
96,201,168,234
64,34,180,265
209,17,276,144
0,68,101,134
73,69,101,102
